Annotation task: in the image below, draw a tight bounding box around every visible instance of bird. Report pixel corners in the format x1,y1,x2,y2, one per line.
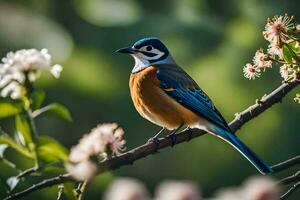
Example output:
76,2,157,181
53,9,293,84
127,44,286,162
116,37,273,175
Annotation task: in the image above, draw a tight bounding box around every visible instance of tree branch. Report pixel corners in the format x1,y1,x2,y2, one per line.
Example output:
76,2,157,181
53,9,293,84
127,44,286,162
16,166,39,179
280,181,300,200
279,171,300,200
56,185,64,200
279,171,300,185
75,181,88,200
3,174,71,200
4,81,299,200
272,155,300,173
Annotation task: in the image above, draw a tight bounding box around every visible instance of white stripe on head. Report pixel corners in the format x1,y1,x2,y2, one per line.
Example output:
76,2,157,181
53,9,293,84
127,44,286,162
131,54,176,73
129,37,176,73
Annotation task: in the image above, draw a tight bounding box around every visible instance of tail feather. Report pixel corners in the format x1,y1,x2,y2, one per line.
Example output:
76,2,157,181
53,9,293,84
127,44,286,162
212,126,273,175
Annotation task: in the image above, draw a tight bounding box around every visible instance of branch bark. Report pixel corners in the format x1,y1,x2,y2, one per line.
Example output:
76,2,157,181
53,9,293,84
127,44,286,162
16,166,38,179
279,171,300,185
3,81,300,200
279,171,300,200
273,155,300,173
280,181,300,199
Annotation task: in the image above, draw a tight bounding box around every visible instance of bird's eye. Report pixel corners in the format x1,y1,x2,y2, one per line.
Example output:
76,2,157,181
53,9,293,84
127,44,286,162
146,46,153,51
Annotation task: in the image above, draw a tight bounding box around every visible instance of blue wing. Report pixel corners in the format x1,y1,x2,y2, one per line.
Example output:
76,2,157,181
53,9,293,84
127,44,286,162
157,66,273,175
156,66,231,131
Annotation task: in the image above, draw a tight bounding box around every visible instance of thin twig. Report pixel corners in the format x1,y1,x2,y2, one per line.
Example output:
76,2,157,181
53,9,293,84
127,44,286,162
3,81,300,200
16,166,39,179
278,171,300,200
56,185,64,200
272,155,300,173
278,171,300,185
75,181,88,200
280,181,300,200
268,57,290,65
3,174,72,200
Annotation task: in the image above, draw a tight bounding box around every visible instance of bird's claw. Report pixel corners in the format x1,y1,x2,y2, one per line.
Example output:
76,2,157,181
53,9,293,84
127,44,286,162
147,137,160,149
167,133,177,147
147,136,159,143
187,129,193,141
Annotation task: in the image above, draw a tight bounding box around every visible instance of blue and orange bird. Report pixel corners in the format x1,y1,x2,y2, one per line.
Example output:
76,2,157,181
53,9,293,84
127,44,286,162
116,37,273,175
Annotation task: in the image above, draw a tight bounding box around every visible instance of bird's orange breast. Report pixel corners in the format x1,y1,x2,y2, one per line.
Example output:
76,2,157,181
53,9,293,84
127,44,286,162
129,66,200,130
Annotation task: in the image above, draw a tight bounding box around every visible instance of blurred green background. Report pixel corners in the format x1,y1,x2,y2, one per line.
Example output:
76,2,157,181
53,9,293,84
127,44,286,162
0,0,299,199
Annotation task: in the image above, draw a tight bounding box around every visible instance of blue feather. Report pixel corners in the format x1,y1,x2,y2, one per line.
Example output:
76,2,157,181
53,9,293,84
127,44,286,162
157,67,230,131
211,126,273,175
157,66,273,174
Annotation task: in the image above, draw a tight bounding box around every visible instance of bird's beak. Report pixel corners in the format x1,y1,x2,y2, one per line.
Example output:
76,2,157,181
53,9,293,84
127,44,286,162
115,46,135,54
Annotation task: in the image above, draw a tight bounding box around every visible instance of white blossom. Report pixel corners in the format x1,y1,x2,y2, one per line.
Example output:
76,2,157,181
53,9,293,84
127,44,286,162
109,126,126,155
0,82,23,99
154,180,201,200
68,123,126,181
103,178,150,200
279,64,296,81
0,49,62,99
67,161,97,181
280,64,290,80
253,50,272,69
50,64,63,78
69,123,126,164
210,176,279,200
242,176,280,200
267,43,283,59
263,15,294,44
243,63,261,80
210,187,242,200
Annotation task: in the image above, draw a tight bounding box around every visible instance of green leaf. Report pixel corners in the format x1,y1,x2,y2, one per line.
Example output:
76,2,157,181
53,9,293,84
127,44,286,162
30,90,46,110
0,144,8,157
6,176,19,191
0,100,22,118
36,136,69,163
283,43,300,63
43,165,66,174
15,114,34,146
33,103,72,121
42,161,66,174
0,135,34,159
0,177,10,194
283,44,293,63
288,41,300,54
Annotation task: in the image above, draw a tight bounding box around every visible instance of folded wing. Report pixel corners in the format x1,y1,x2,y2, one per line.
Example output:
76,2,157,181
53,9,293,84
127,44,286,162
156,66,231,132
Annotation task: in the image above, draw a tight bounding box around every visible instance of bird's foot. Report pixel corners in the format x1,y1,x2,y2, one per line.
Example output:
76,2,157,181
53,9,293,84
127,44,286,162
167,133,177,147
186,127,193,141
147,136,160,150
147,136,159,144
147,127,165,145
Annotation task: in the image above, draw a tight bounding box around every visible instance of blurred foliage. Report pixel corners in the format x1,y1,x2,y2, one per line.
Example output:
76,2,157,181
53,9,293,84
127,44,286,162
0,0,299,199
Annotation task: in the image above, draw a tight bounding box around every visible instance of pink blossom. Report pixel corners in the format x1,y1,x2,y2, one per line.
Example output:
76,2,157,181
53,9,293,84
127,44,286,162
253,50,272,69
67,161,98,181
154,180,201,200
279,64,297,81
243,63,261,80
267,44,283,59
211,176,279,200
69,123,126,164
104,178,150,200
242,176,280,200
263,15,293,44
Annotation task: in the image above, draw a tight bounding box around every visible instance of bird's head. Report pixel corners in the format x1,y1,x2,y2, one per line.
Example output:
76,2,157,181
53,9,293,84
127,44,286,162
116,37,176,73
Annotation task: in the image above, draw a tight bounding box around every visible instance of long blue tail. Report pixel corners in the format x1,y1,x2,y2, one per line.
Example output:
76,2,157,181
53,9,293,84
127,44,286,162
212,126,273,175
